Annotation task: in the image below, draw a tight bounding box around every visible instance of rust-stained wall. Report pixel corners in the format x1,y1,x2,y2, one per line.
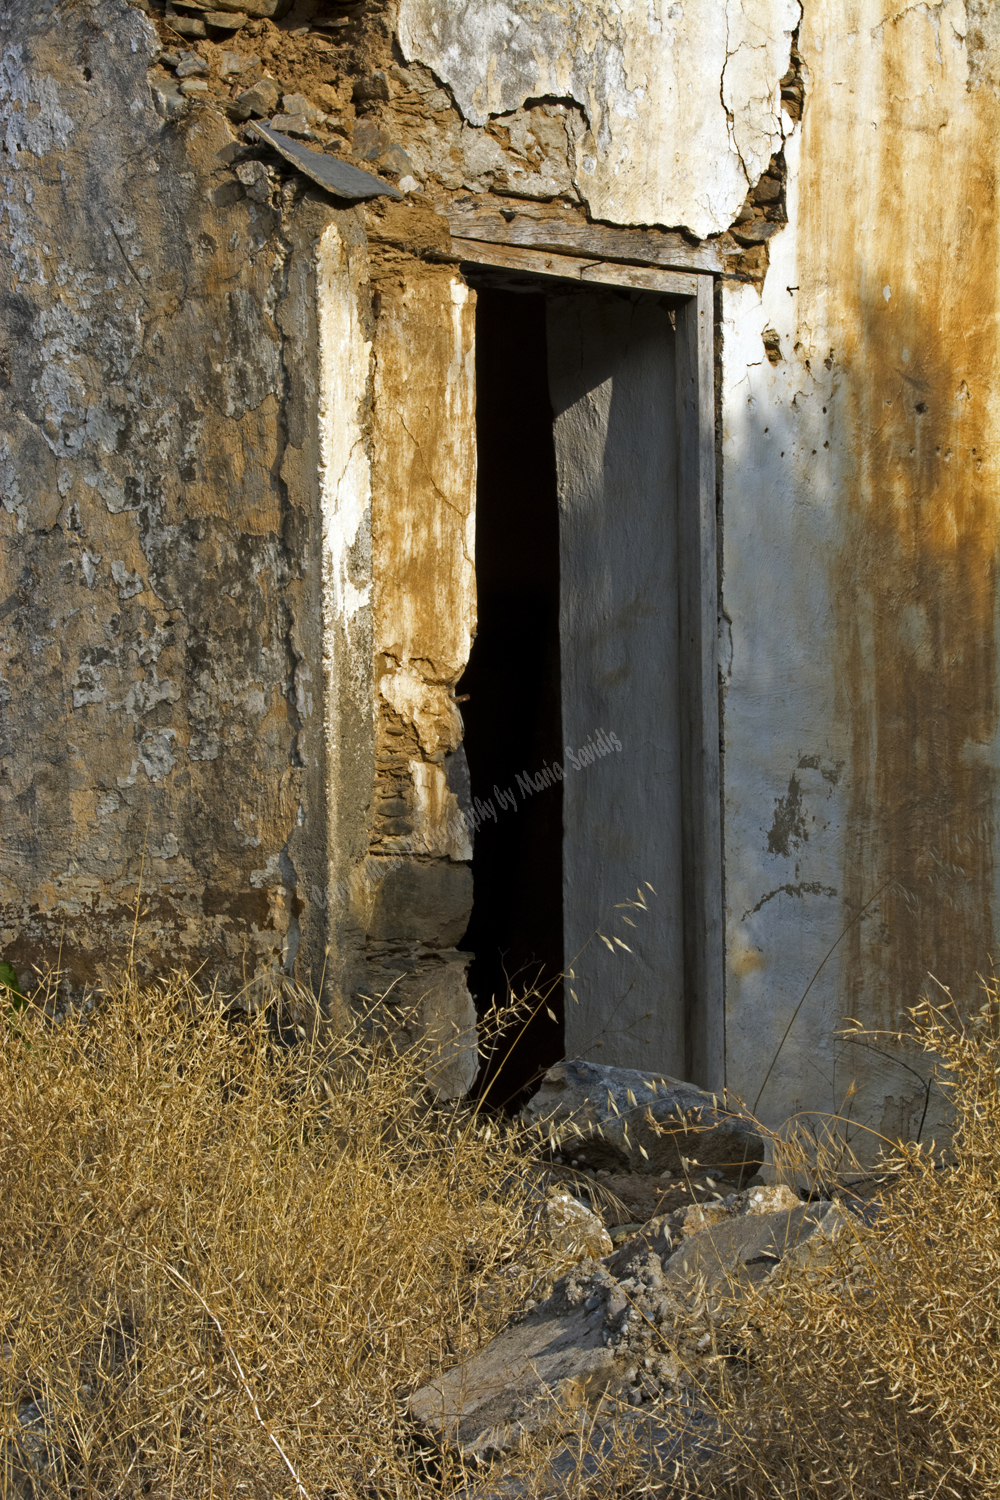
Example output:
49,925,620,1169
363,224,478,1090
722,0,1000,1141
0,0,359,1005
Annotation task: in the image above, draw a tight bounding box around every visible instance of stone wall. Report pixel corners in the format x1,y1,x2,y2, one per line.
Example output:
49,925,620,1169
1,0,325,1001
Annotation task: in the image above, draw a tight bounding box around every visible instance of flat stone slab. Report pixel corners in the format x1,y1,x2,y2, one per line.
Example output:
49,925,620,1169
409,1284,622,1460
249,122,404,200
522,1059,764,1180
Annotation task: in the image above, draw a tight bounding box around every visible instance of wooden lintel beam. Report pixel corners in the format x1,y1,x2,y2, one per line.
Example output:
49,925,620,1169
454,238,701,297
441,197,722,276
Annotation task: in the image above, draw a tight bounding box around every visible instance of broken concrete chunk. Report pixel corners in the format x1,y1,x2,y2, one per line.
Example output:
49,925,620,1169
613,1199,849,1306
668,1200,851,1303
410,1273,623,1459
411,1199,853,1465
522,1060,763,1182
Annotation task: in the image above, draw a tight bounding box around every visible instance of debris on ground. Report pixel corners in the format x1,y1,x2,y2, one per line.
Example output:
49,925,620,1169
410,1184,852,1476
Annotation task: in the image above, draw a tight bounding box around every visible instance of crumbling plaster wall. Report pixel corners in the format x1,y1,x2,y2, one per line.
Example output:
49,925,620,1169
5,0,997,1137
722,0,1000,1137
0,0,375,1009
397,0,800,238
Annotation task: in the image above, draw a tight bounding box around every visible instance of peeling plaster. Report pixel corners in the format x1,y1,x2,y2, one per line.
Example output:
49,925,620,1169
723,0,1000,1143
0,0,331,997
398,0,798,235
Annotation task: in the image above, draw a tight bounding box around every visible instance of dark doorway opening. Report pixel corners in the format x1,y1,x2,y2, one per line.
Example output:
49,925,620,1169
458,288,564,1108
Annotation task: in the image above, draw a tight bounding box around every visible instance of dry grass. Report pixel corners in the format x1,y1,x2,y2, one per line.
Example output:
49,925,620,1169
0,966,542,1499
3,964,1000,1500
703,985,1000,1500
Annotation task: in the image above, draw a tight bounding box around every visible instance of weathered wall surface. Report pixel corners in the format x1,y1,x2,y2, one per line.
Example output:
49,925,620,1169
0,0,368,1005
722,0,1000,1137
5,0,998,1135
397,0,799,237
363,221,478,1090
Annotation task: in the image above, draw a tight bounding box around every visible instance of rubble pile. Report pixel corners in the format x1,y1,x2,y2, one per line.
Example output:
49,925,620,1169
410,1062,859,1491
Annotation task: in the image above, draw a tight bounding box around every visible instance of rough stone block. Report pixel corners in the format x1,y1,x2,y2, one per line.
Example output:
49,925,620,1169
397,958,477,1098
236,77,280,117
361,857,472,947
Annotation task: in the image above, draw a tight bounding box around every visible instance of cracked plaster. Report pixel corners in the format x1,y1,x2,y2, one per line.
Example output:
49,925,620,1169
722,0,1000,1143
0,0,350,1002
397,0,799,237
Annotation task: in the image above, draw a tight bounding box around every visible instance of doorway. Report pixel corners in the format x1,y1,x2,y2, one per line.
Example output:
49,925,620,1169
459,266,722,1100
459,289,564,1106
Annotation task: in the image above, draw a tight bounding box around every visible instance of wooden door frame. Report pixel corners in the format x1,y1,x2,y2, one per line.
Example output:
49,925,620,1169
451,205,724,1091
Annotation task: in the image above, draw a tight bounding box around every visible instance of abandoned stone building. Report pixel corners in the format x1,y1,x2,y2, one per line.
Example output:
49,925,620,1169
2,0,997,1144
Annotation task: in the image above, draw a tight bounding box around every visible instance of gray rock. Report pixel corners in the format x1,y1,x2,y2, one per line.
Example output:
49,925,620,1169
522,1060,764,1182
235,77,281,117
165,10,207,39
149,74,190,121
219,49,258,78
235,159,272,204
469,1405,718,1499
269,113,321,140
409,1267,625,1460
281,91,323,123
207,0,291,15
174,48,209,77
612,1199,851,1308
410,1199,851,1462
